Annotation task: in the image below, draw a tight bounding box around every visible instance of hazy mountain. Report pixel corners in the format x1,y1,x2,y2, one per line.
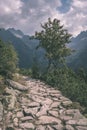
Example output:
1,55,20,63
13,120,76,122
67,30,87,70
0,28,87,70
0,28,46,69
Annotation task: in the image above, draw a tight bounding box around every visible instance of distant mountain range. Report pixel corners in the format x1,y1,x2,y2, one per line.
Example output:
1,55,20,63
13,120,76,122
0,28,46,69
0,28,87,70
67,31,87,70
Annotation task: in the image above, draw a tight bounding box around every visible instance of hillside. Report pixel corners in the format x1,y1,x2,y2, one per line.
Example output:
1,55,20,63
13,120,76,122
0,28,87,70
0,28,46,69
67,31,87,70
0,75,87,130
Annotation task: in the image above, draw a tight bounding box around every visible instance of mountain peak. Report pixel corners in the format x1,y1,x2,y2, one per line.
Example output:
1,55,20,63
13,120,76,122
7,28,24,38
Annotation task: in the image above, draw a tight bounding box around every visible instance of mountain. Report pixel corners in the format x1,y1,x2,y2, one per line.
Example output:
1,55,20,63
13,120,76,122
0,28,46,69
67,30,87,70
0,28,87,70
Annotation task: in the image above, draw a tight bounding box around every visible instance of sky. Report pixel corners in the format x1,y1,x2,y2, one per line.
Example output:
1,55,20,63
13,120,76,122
0,0,87,36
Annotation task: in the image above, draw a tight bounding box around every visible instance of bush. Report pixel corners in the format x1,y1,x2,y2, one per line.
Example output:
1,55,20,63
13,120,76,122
0,39,18,78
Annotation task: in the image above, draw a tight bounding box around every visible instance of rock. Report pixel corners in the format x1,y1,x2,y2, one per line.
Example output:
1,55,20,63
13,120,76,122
13,118,19,127
46,125,53,130
28,102,40,107
62,100,72,106
16,111,23,118
50,102,61,108
48,110,59,117
75,126,87,130
36,125,46,130
48,90,61,94
66,109,84,119
66,120,78,125
20,116,33,121
41,98,53,105
60,115,72,121
77,119,87,126
36,104,49,117
5,112,13,125
5,87,20,95
6,79,28,91
52,124,64,130
8,94,17,110
0,102,3,121
19,122,35,129
23,107,39,117
21,97,30,106
36,116,61,125
0,76,87,130
65,125,74,130
49,93,61,98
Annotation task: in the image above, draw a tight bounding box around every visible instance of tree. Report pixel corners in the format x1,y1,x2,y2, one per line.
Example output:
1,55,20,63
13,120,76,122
34,18,72,70
0,39,18,78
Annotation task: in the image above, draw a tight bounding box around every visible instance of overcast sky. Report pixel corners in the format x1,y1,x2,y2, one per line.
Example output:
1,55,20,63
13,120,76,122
0,0,87,36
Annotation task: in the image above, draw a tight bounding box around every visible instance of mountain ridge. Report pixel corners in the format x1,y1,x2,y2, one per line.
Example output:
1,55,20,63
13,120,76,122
0,28,87,70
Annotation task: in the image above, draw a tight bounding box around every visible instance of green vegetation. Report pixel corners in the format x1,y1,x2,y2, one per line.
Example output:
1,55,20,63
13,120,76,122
32,18,87,115
44,67,87,110
0,18,87,115
0,39,18,94
34,18,72,71
0,39,18,78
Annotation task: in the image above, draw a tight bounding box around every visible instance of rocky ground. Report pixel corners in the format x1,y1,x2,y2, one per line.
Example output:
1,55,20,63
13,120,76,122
0,76,87,130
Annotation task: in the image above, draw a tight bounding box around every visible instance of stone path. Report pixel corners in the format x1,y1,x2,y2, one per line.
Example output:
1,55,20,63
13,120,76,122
0,77,87,130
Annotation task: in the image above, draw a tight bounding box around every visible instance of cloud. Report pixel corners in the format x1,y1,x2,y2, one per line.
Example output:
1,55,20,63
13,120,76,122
60,0,87,36
0,0,87,36
0,0,22,28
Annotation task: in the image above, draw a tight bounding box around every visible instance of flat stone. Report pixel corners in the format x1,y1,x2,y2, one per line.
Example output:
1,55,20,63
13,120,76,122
28,94,45,103
62,100,72,106
28,102,40,107
23,107,39,116
6,79,28,91
20,116,33,121
50,102,61,108
52,97,60,101
60,115,72,121
66,109,79,115
65,125,74,130
13,118,19,127
46,125,53,130
59,96,71,101
36,125,46,130
66,120,78,125
0,102,3,121
41,98,53,105
21,97,30,106
65,109,84,119
75,126,87,130
8,95,17,110
52,124,64,130
1,76,87,130
77,119,87,126
19,122,35,129
48,90,61,94
73,110,84,119
36,104,49,117
48,110,59,117
16,111,23,118
36,116,61,125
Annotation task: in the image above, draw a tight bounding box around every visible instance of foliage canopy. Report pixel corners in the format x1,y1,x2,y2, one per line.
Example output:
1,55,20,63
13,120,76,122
35,18,72,69
0,39,18,78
